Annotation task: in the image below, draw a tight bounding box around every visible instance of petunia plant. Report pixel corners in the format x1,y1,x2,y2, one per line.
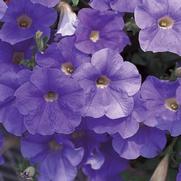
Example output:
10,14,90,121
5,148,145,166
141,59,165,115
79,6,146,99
0,0,181,181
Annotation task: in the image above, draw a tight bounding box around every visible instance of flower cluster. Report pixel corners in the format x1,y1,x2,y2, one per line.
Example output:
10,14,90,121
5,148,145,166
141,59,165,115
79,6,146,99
0,0,181,180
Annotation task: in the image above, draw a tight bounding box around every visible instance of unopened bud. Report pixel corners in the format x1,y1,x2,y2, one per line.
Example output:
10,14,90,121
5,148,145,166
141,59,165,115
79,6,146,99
56,1,77,36
23,166,35,178
150,154,169,181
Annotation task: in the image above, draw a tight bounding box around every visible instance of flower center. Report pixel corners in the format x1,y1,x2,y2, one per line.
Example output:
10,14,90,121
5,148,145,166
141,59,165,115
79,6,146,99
165,98,179,112
71,131,84,140
90,31,100,43
61,62,74,75
12,52,24,64
17,15,32,29
44,91,59,102
158,16,174,29
96,75,110,89
48,140,61,151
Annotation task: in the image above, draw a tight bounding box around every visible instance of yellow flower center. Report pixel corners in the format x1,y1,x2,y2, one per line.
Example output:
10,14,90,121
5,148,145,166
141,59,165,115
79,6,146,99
44,91,59,102
90,31,100,43
48,140,61,151
96,75,110,89
165,98,179,111
61,62,74,75
17,15,32,29
158,16,174,29
71,131,84,140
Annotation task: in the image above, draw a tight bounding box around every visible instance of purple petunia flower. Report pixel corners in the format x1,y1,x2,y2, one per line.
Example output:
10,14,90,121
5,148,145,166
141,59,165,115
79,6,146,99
141,76,181,136
0,69,31,136
135,0,181,55
0,0,7,19
83,141,128,181
30,0,59,7
70,120,108,170
0,39,34,72
15,67,85,135
75,8,129,54
86,93,145,139
73,48,141,119
21,134,84,181
90,0,142,12
36,36,90,76
112,126,167,159
0,0,56,45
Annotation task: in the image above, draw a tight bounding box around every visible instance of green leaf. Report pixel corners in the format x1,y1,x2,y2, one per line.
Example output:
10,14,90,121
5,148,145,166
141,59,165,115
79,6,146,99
121,169,149,181
125,17,140,35
167,168,177,181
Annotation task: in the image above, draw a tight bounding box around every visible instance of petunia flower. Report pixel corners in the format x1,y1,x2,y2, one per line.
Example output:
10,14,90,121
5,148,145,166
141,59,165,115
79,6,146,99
70,120,108,170
15,67,85,135
36,36,90,76
83,141,128,181
141,76,181,136
73,48,141,119
86,93,146,139
135,0,181,55
0,39,34,72
75,8,129,54
0,0,56,45
112,126,167,159
21,134,84,181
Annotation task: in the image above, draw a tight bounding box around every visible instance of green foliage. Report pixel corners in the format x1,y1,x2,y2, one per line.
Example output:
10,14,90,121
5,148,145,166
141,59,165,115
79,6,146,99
35,31,49,53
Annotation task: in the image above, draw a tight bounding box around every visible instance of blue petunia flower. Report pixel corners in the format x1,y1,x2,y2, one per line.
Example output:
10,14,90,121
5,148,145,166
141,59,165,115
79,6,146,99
135,0,181,55
73,48,141,119
141,76,181,136
0,39,34,72
21,134,84,181
15,67,85,135
0,0,56,45
83,141,128,181
75,8,129,54
36,36,90,76
112,126,167,159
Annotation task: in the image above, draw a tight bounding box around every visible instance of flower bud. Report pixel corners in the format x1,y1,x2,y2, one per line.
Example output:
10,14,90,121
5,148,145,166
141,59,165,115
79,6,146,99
56,1,77,36
150,154,169,181
22,166,36,178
